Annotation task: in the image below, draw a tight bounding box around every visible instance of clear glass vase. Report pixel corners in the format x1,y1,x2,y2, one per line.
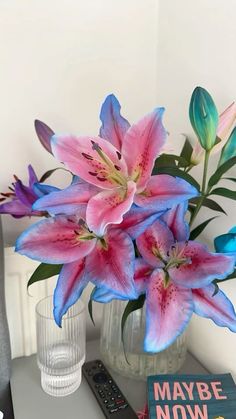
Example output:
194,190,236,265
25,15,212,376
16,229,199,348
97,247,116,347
36,296,86,397
100,299,187,380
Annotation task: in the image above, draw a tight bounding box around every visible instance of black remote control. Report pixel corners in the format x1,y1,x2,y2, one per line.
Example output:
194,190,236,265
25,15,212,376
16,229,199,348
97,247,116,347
82,359,138,418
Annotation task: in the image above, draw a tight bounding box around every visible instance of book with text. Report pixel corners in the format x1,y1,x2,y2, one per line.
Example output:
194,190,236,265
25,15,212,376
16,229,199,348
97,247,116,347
147,374,236,419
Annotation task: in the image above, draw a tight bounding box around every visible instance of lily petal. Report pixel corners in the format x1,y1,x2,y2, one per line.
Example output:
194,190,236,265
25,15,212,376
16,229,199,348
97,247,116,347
85,228,137,299
136,220,174,268
169,242,235,288
14,180,36,206
28,165,38,188
134,175,199,210
86,181,136,236
122,108,167,191
144,269,193,352
161,202,189,242
134,258,153,295
15,216,96,264
33,181,98,216
0,199,33,218
119,204,165,239
51,134,128,190
33,183,60,198
92,287,128,303
53,260,88,327
193,285,236,332
99,94,130,151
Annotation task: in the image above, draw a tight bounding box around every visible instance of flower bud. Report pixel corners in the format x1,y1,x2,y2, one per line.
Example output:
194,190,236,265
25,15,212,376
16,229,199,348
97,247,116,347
189,87,219,151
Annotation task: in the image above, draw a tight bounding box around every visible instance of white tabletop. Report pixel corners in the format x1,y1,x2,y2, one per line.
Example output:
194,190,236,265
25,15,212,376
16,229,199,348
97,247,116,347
11,340,208,419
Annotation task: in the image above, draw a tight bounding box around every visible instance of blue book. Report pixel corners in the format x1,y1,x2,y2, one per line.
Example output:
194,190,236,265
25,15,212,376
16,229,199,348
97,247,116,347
147,373,236,418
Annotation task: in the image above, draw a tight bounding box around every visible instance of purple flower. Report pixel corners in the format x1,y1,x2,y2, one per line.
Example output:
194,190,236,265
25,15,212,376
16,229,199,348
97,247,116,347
0,165,57,218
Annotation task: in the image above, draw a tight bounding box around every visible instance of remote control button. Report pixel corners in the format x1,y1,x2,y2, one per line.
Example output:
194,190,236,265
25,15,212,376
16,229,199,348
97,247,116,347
113,389,118,393
98,363,102,368
106,403,115,409
116,399,125,405
98,389,103,394
110,397,115,401
103,400,108,404
107,391,112,396
108,379,113,384
118,404,128,410
109,408,118,413
93,372,108,384
117,394,122,398
95,384,100,389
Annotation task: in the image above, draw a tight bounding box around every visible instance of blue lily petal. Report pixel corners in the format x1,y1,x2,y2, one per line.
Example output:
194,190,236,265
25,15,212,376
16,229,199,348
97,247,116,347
119,204,165,239
33,183,60,198
33,181,97,216
92,286,128,303
53,260,88,327
161,202,189,242
99,94,130,151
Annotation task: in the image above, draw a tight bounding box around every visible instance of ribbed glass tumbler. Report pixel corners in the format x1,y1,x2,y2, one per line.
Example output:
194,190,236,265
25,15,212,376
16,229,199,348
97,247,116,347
36,296,85,397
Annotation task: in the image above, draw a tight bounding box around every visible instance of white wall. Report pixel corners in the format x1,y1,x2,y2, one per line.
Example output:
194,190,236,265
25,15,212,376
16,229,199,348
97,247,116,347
156,0,236,378
0,0,158,244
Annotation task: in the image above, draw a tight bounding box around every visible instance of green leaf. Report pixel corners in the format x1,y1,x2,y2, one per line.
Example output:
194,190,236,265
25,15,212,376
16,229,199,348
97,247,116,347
39,167,71,183
154,154,177,169
190,216,218,240
121,295,145,363
208,156,236,189
189,197,227,215
27,263,62,289
187,204,195,215
180,136,193,163
88,289,96,326
210,187,236,200
154,154,189,170
215,269,236,283
154,166,200,191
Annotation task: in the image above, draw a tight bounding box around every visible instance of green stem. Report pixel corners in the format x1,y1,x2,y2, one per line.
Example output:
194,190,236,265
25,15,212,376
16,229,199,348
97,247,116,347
189,150,210,227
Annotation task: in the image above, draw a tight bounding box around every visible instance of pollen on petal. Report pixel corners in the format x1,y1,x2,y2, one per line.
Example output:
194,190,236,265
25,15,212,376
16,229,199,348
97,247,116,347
82,152,93,160
116,151,122,160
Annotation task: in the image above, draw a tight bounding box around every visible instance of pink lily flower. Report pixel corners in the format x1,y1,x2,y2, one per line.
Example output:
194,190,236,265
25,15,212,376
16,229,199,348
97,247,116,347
15,214,137,326
50,95,198,236
134,204,236,352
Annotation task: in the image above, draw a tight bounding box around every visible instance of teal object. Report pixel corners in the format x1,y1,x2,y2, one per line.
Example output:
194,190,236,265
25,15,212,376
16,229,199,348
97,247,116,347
214,227,236,263
189,87,219,151
219,126,236,166
148,373,236,418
